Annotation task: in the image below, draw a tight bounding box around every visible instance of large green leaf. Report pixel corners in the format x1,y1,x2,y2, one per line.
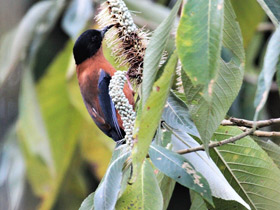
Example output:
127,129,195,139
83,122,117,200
149,144,213,204
177,0,224,86
182,0,244,150
162,91,200,138
132,52,178,178
171,131,250,209
256,0,280,26
18,41,84,210
17,69,55,196
211,126,280,210
94,151,131,210
231,0,265,48
0,0,65,88
142,0,181,104
116,160,163,210
254,27,280,119
254,138,280,169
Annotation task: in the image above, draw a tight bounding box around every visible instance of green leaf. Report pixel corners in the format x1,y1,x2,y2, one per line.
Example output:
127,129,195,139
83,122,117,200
0,0,64,88
94,151,131,210
256,0,280,26
0,127,25,210
132,52,178,178
230,0,265,48
254,27,280,119
190,191,208,210
254,138,280,169
171,131,250,209
79,192,94,210
18,41,84,210
149,144,213,204
182,0,244,150
156,170,176,210
142,0,182,104
211,126,280,210
177,0,224,86
162,91,200,138
17,68,55,196
116,160,163,210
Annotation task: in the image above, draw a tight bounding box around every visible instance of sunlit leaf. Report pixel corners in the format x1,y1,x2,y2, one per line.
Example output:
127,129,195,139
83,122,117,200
211,126,280,210
256,0,280,26
171,131,250,209
177,0,224,86
132,52,178,178
231,0,265,48
149,144,213,204
116,160,163,210
142,0,181,104
182,0,244,151
254,27,280,119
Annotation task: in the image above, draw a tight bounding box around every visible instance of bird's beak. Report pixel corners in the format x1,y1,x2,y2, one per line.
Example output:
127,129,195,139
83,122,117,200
100,24,114,38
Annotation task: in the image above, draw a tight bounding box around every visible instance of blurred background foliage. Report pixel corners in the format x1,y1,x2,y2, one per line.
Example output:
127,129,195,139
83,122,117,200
0,0,279,210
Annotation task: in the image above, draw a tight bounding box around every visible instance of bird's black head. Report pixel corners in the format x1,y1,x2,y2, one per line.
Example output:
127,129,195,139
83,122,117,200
73,25,114,65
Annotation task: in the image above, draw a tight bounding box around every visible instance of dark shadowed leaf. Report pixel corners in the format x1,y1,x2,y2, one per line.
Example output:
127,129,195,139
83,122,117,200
149,144,213,204
211,126,280,210
177,0,224,86
142,0,181,104
162,91,200,138
190,191,207,210
254,27,280,119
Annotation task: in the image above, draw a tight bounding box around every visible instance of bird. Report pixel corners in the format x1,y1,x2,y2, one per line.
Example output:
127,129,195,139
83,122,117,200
73,25,134,142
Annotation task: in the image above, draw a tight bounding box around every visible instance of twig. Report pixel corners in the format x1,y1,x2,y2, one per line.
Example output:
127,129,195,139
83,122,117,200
221,117,280,128
257,22,275,32
176,128,254,154
239,127,280,137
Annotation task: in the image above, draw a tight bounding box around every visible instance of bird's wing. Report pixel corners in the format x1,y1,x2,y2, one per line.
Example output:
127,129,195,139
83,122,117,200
97,69,124,141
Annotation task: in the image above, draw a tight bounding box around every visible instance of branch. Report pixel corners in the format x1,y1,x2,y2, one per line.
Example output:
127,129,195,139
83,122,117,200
221,117,280,128
176,129,254,154
239,127,280,137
